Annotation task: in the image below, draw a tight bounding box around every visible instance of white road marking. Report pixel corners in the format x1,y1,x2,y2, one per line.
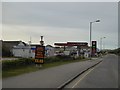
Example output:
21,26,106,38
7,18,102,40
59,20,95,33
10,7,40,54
71,68,95,88
71,61,103,88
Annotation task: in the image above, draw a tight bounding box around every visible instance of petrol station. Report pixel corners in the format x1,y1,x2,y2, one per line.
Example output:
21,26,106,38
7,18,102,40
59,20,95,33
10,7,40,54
54,42,90,57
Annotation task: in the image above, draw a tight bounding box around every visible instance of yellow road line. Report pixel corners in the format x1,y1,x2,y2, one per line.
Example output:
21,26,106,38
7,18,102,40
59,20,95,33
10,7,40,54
72,68,95,88
72,61,103,88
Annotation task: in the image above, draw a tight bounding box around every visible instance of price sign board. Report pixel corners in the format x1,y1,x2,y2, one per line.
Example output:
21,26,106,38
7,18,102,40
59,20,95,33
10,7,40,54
35,45,45,64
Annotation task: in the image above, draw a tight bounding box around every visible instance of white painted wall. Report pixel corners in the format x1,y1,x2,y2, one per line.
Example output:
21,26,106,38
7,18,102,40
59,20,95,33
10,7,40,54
12,48,31,58
46,46,55,57
12,42,32,58
64,51,70,55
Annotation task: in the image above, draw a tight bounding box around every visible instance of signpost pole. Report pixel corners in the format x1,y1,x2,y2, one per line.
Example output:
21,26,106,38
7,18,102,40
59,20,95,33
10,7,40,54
39,36,44,68
35,36,45,68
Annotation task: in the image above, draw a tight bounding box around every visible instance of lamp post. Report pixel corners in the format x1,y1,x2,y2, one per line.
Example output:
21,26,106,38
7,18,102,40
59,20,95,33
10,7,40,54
28,36,32,58
89,20,100,59
100,37,106,51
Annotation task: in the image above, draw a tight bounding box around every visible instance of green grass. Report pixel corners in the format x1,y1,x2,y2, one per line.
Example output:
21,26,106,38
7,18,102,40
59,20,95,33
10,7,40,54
2,59,88,78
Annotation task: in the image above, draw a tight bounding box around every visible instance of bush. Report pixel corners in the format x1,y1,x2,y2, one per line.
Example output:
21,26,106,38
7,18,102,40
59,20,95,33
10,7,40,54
108,48,120,55
2,46,12,57
2,58,34,70
2,55,79,70
56,55,72,60
44,55,73,63
44,57,60,63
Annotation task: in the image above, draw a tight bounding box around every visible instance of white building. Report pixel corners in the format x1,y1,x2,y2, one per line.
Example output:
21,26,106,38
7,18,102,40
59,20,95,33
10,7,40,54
12,42,31,58
45,45,55,57
12,43,55,58
54,42,90,58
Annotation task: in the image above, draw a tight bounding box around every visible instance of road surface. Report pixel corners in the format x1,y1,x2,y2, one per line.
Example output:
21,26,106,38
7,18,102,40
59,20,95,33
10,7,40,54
2,58,102,88
65,54,118,88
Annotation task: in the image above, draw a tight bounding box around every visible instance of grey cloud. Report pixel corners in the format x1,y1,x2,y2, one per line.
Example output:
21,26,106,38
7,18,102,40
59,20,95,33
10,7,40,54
2,2,117,29
2,2,118,49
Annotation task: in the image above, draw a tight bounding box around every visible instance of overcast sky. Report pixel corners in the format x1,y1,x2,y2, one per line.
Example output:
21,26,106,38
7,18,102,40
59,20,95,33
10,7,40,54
1,2,118,49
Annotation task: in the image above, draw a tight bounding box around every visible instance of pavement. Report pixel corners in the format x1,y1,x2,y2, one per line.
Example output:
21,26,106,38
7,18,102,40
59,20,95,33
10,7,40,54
2,57,102,88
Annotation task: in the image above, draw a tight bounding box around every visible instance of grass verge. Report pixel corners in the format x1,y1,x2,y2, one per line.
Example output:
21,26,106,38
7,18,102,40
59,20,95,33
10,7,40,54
2,59,88,78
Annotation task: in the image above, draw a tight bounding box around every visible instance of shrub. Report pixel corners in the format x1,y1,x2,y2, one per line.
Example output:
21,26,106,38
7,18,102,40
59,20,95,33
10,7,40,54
56,55,72,60
2,55,79,70
44,55,73,63
2,58,34,70
44,56,61,63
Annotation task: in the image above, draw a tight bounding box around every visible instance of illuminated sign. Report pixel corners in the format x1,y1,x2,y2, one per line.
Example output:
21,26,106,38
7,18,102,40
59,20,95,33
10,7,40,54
35,45,45,64
92,41,97,55
54,42,88,46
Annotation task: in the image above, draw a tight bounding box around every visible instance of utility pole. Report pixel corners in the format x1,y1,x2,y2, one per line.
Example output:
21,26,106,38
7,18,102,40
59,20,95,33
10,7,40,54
39,36,44,68
28,36,32,58
90,22,92,60
100,37,106,51
89,20,100,60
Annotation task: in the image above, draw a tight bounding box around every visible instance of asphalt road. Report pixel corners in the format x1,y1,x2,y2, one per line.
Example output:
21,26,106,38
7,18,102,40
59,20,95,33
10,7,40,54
2,58,102,88
65,54,118,88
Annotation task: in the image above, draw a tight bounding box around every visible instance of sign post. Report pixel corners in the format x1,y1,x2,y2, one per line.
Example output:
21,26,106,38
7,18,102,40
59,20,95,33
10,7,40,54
35,36,45,68
35,45,45,68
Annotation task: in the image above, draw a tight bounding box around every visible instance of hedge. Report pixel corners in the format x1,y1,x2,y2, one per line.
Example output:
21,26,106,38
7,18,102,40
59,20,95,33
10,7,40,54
2,55,77,70
2,58,34,70
44,55,73,63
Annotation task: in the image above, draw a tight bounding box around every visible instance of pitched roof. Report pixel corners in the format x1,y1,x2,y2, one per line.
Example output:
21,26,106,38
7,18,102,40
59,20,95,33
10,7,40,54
46,45,53,47
2,40,27,49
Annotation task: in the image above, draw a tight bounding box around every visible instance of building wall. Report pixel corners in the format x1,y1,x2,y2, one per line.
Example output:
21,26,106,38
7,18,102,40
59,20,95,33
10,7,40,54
12,48,30,58
12,42,31,58
12,45,55,58
31,46,36,58
0,40,2,57
45,46,55,57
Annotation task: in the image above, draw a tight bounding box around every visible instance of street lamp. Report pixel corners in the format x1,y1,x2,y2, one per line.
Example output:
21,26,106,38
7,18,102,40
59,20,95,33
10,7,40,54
28,36,32,58
89,20,100,59
100,37,106,51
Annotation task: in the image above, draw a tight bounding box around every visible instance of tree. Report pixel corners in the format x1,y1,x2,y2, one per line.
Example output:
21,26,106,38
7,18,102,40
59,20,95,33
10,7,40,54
2,45,12,57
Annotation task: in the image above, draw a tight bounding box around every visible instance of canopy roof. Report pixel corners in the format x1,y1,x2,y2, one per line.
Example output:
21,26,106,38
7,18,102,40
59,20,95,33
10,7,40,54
54,42,88,46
